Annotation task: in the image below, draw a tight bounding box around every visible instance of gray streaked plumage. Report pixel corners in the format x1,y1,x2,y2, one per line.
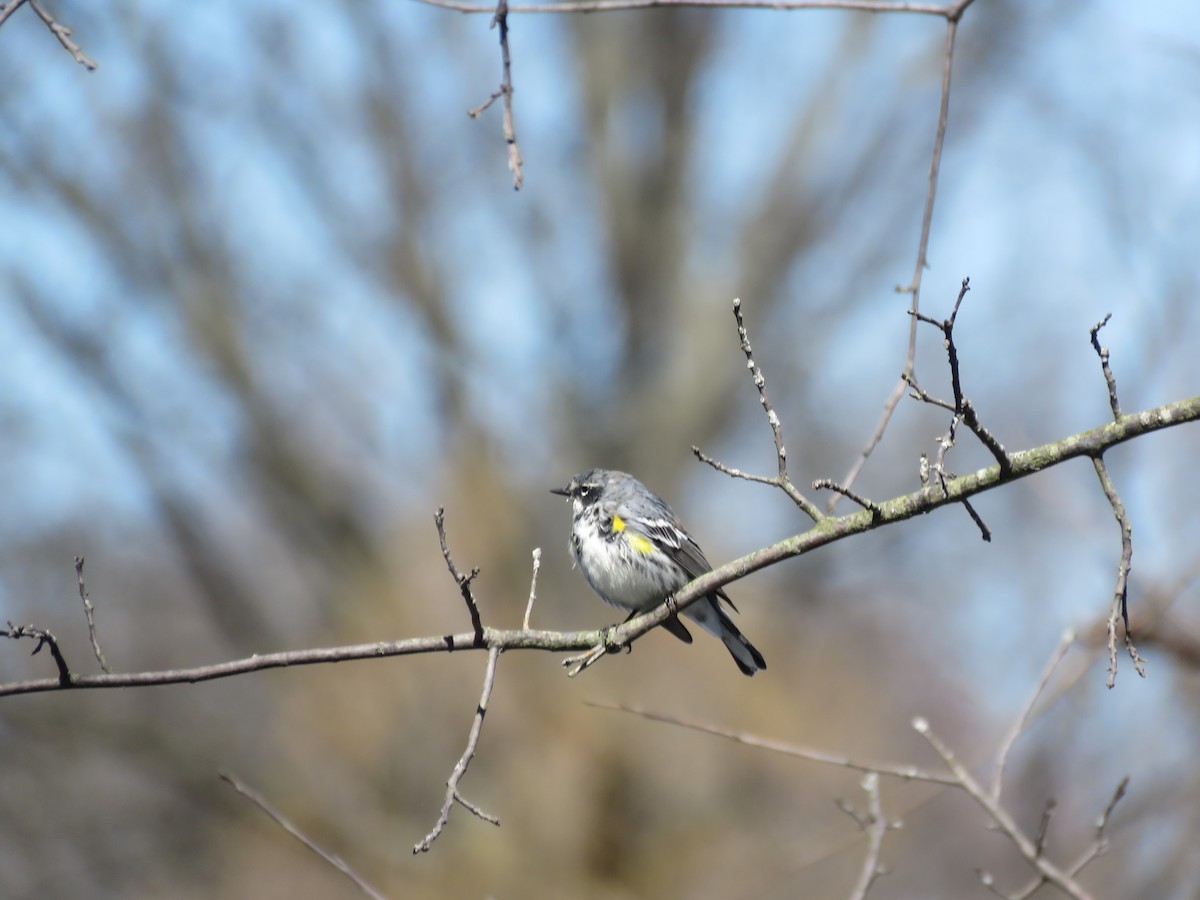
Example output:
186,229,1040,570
551,468,765,676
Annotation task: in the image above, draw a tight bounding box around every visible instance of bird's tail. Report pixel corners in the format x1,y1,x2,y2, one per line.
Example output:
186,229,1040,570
716,606,767,676
683,596,766,676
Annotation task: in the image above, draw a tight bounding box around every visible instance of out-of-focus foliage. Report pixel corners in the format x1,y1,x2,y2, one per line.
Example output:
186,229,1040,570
0,1,1198,897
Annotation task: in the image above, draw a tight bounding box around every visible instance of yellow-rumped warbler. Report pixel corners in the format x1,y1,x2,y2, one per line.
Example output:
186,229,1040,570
551,468,766,676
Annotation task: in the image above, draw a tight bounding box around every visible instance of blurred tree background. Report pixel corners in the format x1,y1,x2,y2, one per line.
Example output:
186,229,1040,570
1,1,1199,897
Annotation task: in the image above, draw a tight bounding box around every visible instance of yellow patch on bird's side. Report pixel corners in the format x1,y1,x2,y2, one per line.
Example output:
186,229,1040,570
627,534,655,555
611,514,652,554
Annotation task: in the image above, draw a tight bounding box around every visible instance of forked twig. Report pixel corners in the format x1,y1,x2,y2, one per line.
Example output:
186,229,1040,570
845,772,889,900
414,646,503,852
695,298,823,522
467,0,524,188
2,622,72,685
435,508,485,643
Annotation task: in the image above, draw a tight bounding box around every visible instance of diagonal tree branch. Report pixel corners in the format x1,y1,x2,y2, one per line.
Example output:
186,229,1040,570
2,395,1197,696
221,771,389,900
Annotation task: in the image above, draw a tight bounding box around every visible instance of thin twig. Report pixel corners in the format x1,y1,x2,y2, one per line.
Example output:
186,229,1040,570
909,280,1010,473
28,0,97,70
220,771,388,900
912,717,1094,900
1086,315,1141,687
691,447,781,489
1092,457,1144,687
435,508,485,643
467,0,523,188
835,796,872,831
904,281,1016,542
1089,313,1121,419
74,556,111,673
1003,777,1129,900
1091,777,1128,848
2,622,72,685
522,547,541,630
414,646,502,853
902,372,955,413
1032,797,1056,858
0,0,26,26
562,624,622,677
833,377,910,513
735,297,788,481
695,298,823,521
960,399,1009,470
959,498,991,542
990,629,1075,804
812,479,880,516
589,702,956,784
846,772,888,900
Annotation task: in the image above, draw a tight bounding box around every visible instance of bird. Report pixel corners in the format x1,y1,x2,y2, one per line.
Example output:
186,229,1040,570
551,468,765,676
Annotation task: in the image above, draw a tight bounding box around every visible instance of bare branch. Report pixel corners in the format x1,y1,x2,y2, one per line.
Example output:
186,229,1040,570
29,0,96,69
467,0,524,189
834,378,911,512
596,648,1117,900
2,622,72,685
812,479,880,517
691,446,781,489
735,297,789,481
589,702,956,785
901,372,955,413
1004,777,1129,900
1032,797,1057,858
0,0,97,69
695,298,824,522
522,547,542,630
908,280,1010,473
912,717,1094,900
1089,313,1121,419
0,397,1195,696
561,623,623,677
0,626,577,698
1092,457,1144,686
846,772,889,900
1093,777,1128,845
220,771,388,900
414,646,502,853
908,405,991,541
959,498,991,542
990,629,1075,804
435,508,485,643
0,398,1195,694
74,556,111,673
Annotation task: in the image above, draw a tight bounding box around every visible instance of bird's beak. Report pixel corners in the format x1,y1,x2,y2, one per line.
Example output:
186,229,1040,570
550,485,571,497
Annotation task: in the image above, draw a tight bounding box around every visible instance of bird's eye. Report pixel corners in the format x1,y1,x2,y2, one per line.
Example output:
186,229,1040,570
579,484,595,500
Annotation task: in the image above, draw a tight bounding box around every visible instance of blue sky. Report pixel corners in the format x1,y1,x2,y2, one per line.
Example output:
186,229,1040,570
1,0,1197,602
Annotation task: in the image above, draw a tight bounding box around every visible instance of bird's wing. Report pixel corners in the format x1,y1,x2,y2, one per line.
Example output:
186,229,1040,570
625,512,740,613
